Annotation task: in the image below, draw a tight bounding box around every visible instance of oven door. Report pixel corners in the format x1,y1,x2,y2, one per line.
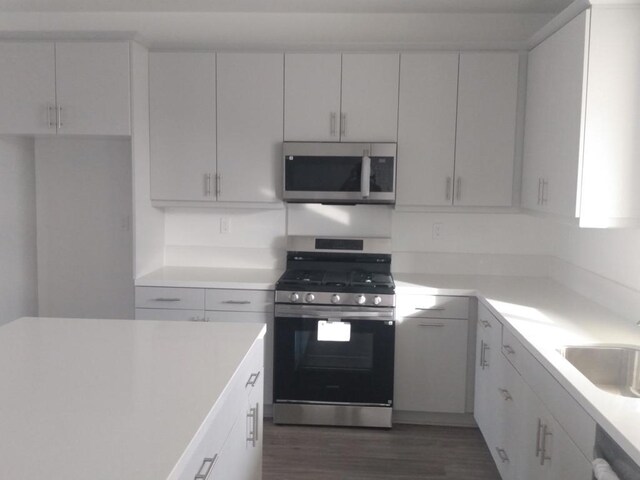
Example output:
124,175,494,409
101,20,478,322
282,142,396,204
274,305,395,407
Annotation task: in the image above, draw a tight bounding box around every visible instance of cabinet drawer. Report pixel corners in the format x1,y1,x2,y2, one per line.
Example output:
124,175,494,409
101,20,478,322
397,295,469,319
501,327,527,375
206,289,273,313
135,287,205,310
135,308,205,322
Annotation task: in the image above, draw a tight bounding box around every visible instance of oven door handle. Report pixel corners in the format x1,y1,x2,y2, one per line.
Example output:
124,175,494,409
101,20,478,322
276,310,394,320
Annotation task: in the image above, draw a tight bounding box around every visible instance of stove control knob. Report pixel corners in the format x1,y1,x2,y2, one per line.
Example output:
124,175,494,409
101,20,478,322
355,295,366,305
289,292,300,302
331,294,341,304
373,296,383,305
305,293,315,303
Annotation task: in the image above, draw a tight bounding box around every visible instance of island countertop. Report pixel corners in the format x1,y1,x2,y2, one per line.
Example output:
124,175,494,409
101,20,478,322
0,317,266,480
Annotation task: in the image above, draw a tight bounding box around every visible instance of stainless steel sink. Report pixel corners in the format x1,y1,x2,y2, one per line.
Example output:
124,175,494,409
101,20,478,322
560,345,640,398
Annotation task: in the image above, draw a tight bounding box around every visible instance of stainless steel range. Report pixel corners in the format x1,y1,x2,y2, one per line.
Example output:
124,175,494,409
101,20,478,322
273,236,396,428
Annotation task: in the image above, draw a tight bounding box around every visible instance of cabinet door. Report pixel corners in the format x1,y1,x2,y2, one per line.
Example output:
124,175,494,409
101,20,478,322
394,316,468,413
284,53,342,141
522,11,588,217
149,52,217,202
396,53,459,206
55,42,130,135
217,53,283,203
0,42,56,134
341,53,400,142
454,52,518,207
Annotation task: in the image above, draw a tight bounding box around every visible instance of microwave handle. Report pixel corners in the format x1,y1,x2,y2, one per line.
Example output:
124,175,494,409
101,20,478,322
361,152,371,198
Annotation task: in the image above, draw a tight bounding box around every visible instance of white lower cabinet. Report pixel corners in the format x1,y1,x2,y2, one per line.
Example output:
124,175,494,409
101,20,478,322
395,295,470,414
174,337,263,480
475,303,594,480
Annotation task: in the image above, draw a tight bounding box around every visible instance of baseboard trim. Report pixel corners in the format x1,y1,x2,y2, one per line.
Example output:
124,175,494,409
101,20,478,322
393,410,477,427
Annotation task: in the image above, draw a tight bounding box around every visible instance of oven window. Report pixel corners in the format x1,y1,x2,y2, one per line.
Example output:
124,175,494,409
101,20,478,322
274,317,395,406
294,329,374,371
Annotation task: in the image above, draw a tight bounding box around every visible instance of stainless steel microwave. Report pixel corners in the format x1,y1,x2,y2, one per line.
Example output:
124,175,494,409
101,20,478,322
282,142,397,204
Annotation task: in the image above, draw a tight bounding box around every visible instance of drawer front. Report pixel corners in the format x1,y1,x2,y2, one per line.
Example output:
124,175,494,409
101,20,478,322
501,327,526,375
135,286,205,310
397,295,469,319
206,289,273,313
135,308,205,322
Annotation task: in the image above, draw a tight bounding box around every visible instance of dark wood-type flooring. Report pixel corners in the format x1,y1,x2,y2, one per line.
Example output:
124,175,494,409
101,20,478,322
262,420,501,480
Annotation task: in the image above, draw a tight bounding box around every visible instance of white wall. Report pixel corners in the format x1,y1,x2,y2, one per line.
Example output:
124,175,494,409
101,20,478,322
35,137,133,319
0,137,37,325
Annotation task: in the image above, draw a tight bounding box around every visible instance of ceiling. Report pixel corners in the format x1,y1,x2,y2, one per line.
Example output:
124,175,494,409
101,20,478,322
0,0,576,14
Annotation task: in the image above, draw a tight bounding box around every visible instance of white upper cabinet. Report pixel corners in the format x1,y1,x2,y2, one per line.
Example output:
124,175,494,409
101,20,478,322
522,11,588,218
396,53,459,206
454,52,518,207
149,52,216,202
0,43,56,135
148,52,283,204
284,53,342,141
0,41,130,136
55,42,130,136
216,53,284,203
283,53,400,142
341,53,400,142
523,6,640,227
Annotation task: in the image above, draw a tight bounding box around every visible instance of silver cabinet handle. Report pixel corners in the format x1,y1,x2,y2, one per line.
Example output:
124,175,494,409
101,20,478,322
498,388,513,401
47,105,56,128
222,300,251,305
419,323,445,327
503,344,515,355
247,403,260,447
541,178,548,205
246,371,261,387
535,418,543,458
495,447,510,464
216,174,222,198
416,306,445,311
340,112,346,137
445,177,452,201
153,297,181,302
537,178,542,205
195,454,218,480
204,173,211,197
481,341,490,369
456,177,462,201
480,319,491,328
57,105,63,129
540,423,552,465
330,112,337,137
189,316,208,322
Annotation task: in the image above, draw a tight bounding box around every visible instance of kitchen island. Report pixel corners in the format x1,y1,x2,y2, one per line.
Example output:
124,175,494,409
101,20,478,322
0,317,265,480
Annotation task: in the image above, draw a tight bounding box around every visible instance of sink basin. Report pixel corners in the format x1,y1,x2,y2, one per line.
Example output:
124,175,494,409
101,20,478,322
560,345,640,398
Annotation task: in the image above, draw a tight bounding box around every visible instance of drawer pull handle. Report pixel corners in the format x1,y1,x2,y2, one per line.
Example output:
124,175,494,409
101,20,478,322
495,447,510,464
535,418,543,457
540,423,552,465
247,403,260,447
498,388,513,401
246,371,261,387
480,320,491,328
419,323,445,327
503,345,515,355
153,298,181,302
415,307,445,311
195,454,218,480
222,300,251,305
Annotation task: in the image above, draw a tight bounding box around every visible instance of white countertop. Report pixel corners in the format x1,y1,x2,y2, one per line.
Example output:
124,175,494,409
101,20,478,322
395,273,640,465
0,317,266,480
136,266,282,290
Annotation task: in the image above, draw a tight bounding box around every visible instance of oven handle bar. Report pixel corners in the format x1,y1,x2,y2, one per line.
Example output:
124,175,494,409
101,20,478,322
275,306,394,321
